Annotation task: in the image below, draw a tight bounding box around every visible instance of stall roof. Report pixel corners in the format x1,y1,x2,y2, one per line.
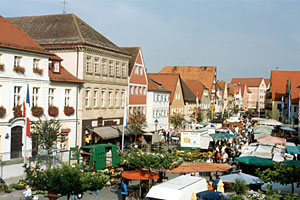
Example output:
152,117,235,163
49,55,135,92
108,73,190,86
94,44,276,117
92,125,128,140
167,162,233,174
286,146,300,155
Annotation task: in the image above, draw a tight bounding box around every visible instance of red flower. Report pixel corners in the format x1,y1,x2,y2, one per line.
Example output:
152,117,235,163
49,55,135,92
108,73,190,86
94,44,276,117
0,106,6,118
33,67,43,75
48,106,59,117
13,65,25,74
31,106,44,117
13,105,22,118
64,106,75,116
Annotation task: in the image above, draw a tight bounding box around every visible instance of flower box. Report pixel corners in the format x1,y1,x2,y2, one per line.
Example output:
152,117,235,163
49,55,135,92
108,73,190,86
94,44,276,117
33,67,43,75
48,106,59,117
0,64,4,71
31,106,44,117
13,65,25,74
13,105,22,118
0,106,6,118
64,106,75,116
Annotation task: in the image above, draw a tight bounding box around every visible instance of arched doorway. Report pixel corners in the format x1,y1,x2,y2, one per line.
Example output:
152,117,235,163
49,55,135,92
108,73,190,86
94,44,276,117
11,126,23,158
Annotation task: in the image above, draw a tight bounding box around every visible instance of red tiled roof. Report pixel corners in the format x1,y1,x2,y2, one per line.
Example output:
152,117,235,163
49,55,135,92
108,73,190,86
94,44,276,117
50,55,63,61
264,78,270,87
231,78,263,87
160,66,216,92
147,76,170,93
0,16,52,55
184,79,205,99
148,73,180,103
49,66,83,84
271,71,300,103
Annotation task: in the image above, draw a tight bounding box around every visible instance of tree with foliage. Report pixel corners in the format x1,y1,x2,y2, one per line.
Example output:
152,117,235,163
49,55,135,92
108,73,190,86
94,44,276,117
257,162,300,193
171,113,185,129
233,105,240,114
24,162,109,197
127,111,147,143
31,118,61,168
190,108,203,123
122,149,183,170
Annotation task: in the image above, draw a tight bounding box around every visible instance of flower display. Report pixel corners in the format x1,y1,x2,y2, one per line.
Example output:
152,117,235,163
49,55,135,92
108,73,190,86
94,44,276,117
0,106,6,118
13,65,25,74
31,106,44,117
33,67,43,75
48,106,59,117
13,105,23,118
64,106,75,116
0,64,4,71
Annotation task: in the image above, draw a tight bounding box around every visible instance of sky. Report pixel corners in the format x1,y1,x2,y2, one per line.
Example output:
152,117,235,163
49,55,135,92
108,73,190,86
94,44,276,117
2,0,300,82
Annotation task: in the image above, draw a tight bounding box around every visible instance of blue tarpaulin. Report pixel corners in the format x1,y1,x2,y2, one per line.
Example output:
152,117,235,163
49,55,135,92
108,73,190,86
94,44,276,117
286,146,300,155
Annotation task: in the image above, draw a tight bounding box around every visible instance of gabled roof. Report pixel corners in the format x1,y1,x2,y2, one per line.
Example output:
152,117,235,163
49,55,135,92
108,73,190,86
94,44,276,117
271,70,300,103
160,66,216,92
231,78,264,87
184,79,206,100
49,66,83,84
264,78,270,87
0,16,52,55
147,76,170,93
121,47,141,75
7,14,128,55
181,79,196,103
148,73,180,103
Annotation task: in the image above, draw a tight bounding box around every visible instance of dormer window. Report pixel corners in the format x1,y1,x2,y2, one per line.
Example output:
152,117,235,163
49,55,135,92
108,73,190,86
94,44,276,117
54,61,60,73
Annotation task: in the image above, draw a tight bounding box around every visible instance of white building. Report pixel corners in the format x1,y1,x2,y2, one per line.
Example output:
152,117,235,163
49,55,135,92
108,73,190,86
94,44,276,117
146,77,170,131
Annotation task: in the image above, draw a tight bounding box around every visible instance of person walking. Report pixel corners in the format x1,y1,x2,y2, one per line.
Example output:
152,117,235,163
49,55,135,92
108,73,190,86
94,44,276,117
120,179,129,200
23,185,32,200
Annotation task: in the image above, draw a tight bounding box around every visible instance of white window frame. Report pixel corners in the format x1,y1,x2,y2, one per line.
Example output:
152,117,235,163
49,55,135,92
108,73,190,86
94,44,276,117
140,66,143,75
102,58,107,75
109,60,114,77
121,63,126,78
135,65,139,74
0,54,3,64
14,86,22,106
130,86,134,95
49,88,55,106
54,61,60,72
108,90,113,107
65,89,71,106
94,57,100,74
93,89,98,107
139,87,142,96
101,89,106,107
33,58,40,69
86,56,92,72
121,90,125,107
135,87,138,95
115,90,119,107
116,61,120,77
85,88,90,108
143,87,147,96
14,56,22,67
32,87,39,106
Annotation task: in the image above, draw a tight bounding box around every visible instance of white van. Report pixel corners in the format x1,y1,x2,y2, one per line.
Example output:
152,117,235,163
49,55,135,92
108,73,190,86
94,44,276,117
146,175,208,200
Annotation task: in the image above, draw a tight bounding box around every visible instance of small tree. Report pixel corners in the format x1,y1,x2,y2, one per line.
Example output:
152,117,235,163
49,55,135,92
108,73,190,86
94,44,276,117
31,118,61,168
233,105,239,114
127,111,147,143
257,162,300,193
171,113,185,129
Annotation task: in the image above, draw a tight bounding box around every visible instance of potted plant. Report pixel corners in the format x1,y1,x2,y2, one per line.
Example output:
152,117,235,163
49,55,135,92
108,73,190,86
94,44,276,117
0,64,4,71
0,106,6,118
64,106,75,116
33,67,43,75
13,105,22,118
13,65,25,74
31,106,44,117
48,106,59,117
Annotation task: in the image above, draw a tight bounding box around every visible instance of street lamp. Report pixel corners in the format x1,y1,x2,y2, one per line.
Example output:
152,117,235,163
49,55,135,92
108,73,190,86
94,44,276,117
154,119,158,132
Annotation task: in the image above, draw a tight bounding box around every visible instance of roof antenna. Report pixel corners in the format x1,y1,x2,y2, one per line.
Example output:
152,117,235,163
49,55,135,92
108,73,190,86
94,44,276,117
275,67,279,71
62,0,67,14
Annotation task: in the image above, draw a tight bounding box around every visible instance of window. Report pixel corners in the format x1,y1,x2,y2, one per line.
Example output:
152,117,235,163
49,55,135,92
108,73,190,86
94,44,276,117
85,89,90,107
102,58,107,75
54,61,60,72
115,90,119,107
121,63,126,77
86,56,92,72
108,90,112,107
65,89,70,106
94,57,100,74
14,56,22,67
129,107,133,115
121,91,125,107
33,59,40,69
0,54,3,64
101,89,106,107
130,86,134,95
157,94,160,102
116,62,120,77
144,87,147,96
135,87,138,95
143,107,146,115
49,88,55,106
32,87,39,106
14,86,22,106
139,87,142,96
109,60,114,77
140,66,143,75
93,89,98,107
135,65,139,74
